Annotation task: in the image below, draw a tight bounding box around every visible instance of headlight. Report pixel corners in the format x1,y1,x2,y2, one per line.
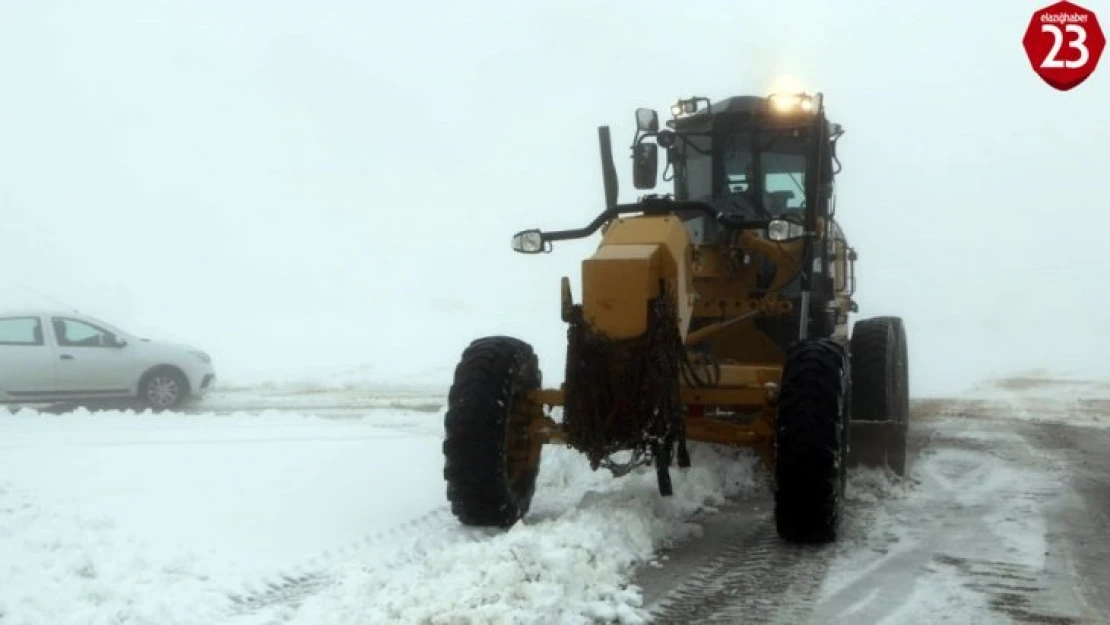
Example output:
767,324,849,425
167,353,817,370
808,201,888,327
767,219,806,241
768,92,819,115
511,229,545,253
670,97,709,118
191,350,211,364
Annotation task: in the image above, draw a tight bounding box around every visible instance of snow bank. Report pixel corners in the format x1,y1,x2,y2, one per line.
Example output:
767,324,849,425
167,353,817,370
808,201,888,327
277,444,761,625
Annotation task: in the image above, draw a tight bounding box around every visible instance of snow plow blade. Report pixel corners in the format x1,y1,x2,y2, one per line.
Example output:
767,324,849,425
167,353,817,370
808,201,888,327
847,420,908,476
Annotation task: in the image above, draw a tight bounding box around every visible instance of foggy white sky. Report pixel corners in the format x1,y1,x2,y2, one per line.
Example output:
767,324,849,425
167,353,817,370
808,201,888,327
0,0,1106,395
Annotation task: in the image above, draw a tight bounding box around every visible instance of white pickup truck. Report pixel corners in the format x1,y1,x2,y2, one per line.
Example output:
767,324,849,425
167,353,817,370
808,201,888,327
0,309,216,411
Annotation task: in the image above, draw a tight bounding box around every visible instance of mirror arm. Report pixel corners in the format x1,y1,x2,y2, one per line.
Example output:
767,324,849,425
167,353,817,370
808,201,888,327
536,199,771,245
541,205,624,242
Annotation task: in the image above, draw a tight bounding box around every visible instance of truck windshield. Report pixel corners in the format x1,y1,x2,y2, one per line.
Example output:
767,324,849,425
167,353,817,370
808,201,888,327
721,128,808,218
675,126,810,218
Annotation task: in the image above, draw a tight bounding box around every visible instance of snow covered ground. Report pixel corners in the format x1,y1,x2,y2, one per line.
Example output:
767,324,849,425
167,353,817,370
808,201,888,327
927,371,1110,430
0,407,447,624
810,420,1091,625
2,373,1107,624
0,402,759,625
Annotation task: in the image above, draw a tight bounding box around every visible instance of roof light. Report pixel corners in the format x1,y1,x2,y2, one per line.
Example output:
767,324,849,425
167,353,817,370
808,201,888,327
670,97,710,118
768,92,820,115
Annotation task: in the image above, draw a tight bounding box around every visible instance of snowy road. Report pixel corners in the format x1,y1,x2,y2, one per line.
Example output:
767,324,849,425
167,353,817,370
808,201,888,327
638,382,1110,624
1,377,1108,624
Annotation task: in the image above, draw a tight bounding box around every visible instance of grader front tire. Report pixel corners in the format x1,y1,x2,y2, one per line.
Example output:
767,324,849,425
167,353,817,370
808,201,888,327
774,338,849,544
443,336,543,528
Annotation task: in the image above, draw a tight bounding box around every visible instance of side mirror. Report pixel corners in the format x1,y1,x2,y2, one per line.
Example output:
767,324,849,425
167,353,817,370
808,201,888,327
635,108,659,133
632,142,658,189
104,333,127,348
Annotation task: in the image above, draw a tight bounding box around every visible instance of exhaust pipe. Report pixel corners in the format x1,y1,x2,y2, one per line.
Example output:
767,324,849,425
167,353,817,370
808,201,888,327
598,126,619,209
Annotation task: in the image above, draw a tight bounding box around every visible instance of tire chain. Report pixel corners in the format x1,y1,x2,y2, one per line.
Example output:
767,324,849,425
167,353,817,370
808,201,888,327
563,292,683,472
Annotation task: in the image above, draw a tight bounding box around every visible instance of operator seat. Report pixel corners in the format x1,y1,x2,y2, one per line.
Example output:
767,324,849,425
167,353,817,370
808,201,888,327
765,190,796,215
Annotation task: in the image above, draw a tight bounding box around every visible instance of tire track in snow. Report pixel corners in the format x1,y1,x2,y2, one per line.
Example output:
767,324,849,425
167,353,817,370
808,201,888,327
639,412,1093,625
221,506,456,622
633,415,942,624
1013,421,1110,623
812,421,1086,625
632,429,938,624
640,502,834,624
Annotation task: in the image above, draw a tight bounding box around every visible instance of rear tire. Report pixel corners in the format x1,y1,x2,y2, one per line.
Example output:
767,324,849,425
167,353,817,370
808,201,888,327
774,338,849,544
443,336,543,527
848,316,909,423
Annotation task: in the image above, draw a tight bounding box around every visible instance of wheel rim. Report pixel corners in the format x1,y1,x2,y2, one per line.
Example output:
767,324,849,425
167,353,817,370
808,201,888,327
147,376,180,408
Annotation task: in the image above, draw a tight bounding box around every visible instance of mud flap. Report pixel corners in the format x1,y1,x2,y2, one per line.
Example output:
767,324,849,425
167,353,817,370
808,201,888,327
847,419,908,476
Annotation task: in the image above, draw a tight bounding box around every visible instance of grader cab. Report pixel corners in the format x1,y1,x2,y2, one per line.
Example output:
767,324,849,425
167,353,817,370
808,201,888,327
442,92,910,544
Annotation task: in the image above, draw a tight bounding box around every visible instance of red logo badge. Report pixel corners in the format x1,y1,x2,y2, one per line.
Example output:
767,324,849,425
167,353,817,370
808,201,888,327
1023,1,1105,90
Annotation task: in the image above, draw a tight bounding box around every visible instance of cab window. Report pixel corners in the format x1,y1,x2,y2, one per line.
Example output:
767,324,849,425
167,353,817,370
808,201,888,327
761,145,808,214
53,318,114,347
0,317,44,346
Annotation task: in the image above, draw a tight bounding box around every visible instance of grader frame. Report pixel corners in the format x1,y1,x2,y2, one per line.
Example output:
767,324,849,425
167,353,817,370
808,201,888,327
442,91,910,544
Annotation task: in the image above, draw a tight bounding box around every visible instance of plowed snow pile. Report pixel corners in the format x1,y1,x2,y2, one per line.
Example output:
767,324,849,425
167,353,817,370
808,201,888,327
0,406,759,625
262,444,760,625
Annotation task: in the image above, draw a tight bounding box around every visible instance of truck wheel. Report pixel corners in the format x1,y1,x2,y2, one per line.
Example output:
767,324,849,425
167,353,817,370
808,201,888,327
443,335,543,527
774,338,849,543
849,316,909,423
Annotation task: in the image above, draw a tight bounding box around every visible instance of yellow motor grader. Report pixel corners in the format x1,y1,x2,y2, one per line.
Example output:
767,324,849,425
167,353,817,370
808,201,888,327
442,92,909,543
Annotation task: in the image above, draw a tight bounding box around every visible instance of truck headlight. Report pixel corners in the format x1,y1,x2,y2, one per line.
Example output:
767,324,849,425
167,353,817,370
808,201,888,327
511,229,545,253
768,92,819,115
767,219,806,241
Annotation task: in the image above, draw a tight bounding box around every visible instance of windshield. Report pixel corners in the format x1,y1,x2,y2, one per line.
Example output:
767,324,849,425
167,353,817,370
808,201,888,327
761,150,807,214
722,128,808,218
676,125,809,219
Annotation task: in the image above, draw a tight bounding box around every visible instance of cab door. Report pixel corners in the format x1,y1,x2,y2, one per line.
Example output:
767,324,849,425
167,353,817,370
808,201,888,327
0,315,58,398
